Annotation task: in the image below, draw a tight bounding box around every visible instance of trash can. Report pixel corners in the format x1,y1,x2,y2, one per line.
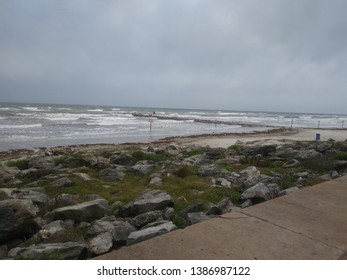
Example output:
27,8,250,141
316,133,321,141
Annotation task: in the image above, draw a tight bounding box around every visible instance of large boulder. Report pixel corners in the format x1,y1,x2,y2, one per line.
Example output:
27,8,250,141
241,183,280,202
47,199,109,222
127,221,177,246
8,242,88,260
118,189,173,217
0,199,39,243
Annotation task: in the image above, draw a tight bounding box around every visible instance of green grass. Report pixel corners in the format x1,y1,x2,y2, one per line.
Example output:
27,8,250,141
227,144,241,154
42,173,149,206
333,151,347,161
6,159,29,170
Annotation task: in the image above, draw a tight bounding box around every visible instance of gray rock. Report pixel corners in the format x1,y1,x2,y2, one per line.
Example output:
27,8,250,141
131,161,155,175
141,220,171,229
241,182,280,201
99,168,125,181
90,157,110,169
275,147,297,157
74,173,93,182
127,221,177,246
241,199,253,208
110,153,134,166
330,170,340,179
166,145,180,156
162,207,175,220
283,159,300,168
179,203,205,219
47,199,109,222
119,189,173,217
42,220,65,235
295,171,309,178
204,148,226,160
149,176,163,186
317,142,333,153
211,178,231,188
239,166,261,188
320,170,340,181
8,242,88,260
63,157,91,168
112,222,137,245
89,232,113,256
29,156,55,170
0,187,48,206
241,145,276,157
0,166,20,184
55,194,79,207
20,168,52,180
279,187,300,196
130,210,163,229
52,177,72,188
320,174,332,181
198,164,221,177
296,149,320,159
182,154,209,166
0,199,39,243
87,218,116,237
187,212,213,225
239,166,259,177
207,198,233,215
147,146,155,153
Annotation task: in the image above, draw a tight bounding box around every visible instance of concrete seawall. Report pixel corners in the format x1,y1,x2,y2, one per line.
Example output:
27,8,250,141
95,176,347,260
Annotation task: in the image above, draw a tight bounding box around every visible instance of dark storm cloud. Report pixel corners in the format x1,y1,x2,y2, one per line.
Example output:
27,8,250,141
0,0,346,113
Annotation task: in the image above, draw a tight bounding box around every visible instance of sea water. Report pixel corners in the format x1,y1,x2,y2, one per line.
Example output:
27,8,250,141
0,102,346,151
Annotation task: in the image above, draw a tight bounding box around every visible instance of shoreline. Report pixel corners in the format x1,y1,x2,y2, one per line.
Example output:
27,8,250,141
1,127,346,161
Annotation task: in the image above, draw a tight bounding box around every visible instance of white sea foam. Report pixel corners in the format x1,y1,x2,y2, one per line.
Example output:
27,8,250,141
0,124,42,129
87,109,104,112
21,106,44,112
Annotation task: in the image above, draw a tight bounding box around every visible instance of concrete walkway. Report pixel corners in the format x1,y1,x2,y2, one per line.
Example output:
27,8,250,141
95,176,347,260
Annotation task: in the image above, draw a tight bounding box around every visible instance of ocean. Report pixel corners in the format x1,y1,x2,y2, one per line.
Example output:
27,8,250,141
0,102,346,151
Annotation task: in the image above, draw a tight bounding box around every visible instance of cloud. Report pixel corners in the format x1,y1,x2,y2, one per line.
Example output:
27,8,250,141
0,0,346,113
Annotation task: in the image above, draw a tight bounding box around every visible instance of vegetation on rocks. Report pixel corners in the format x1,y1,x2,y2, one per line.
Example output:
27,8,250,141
1,138,347,259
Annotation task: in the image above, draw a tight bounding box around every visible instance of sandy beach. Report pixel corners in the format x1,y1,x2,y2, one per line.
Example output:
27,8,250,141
172,128,347,148
1,127,346,161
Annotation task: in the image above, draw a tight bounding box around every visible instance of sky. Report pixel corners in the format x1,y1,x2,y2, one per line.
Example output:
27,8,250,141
0,0,346,114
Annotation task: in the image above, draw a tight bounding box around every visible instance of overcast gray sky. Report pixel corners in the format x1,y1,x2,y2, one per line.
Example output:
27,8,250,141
1,0,346,114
